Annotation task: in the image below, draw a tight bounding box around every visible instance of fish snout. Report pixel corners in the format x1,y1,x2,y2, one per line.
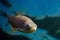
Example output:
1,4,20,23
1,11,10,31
29,27,37,33
24,26,37,33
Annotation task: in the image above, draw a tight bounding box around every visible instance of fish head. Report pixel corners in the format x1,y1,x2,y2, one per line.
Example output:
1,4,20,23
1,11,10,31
23,21,37,33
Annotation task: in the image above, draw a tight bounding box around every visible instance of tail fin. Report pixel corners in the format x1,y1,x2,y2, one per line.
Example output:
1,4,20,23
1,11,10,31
0,11,8,18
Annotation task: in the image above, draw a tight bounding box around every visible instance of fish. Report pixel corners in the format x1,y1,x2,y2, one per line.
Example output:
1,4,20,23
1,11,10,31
0,11,37,33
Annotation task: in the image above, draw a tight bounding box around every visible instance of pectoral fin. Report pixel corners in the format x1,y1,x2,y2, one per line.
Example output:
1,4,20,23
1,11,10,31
17,28,24,32
11,26,16,32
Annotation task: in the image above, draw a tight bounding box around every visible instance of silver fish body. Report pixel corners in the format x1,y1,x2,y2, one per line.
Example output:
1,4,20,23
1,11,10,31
8,15,37,33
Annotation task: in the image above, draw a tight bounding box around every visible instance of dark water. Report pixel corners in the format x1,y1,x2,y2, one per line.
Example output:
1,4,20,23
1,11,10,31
0,0,60,40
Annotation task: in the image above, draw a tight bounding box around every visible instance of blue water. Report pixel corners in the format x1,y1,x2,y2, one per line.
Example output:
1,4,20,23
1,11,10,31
0,0,60,40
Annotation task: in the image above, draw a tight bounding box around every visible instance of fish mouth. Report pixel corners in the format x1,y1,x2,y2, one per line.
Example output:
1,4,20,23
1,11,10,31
30,27,37,33
17,26,37,33
23,27,37,33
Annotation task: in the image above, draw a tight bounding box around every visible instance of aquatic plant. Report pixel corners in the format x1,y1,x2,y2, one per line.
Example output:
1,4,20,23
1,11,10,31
33,16,60,39
0,28,31,40
0,10,8,17
0,0,11,7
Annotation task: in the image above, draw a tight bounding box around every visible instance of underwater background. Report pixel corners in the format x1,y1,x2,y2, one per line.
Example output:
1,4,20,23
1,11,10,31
0,0,60,40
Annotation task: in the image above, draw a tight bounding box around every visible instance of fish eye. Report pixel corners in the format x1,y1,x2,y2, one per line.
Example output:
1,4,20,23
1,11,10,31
26,25,31,30
24,23,29,28
24,23,29,29
26,25,29,28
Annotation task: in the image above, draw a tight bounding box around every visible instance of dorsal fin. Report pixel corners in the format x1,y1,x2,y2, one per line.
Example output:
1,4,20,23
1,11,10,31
13,11,19,16
13,10,25,16
19,10,25,16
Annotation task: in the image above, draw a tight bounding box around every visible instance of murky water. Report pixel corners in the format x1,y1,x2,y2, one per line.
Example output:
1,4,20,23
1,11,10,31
0,0,60,40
